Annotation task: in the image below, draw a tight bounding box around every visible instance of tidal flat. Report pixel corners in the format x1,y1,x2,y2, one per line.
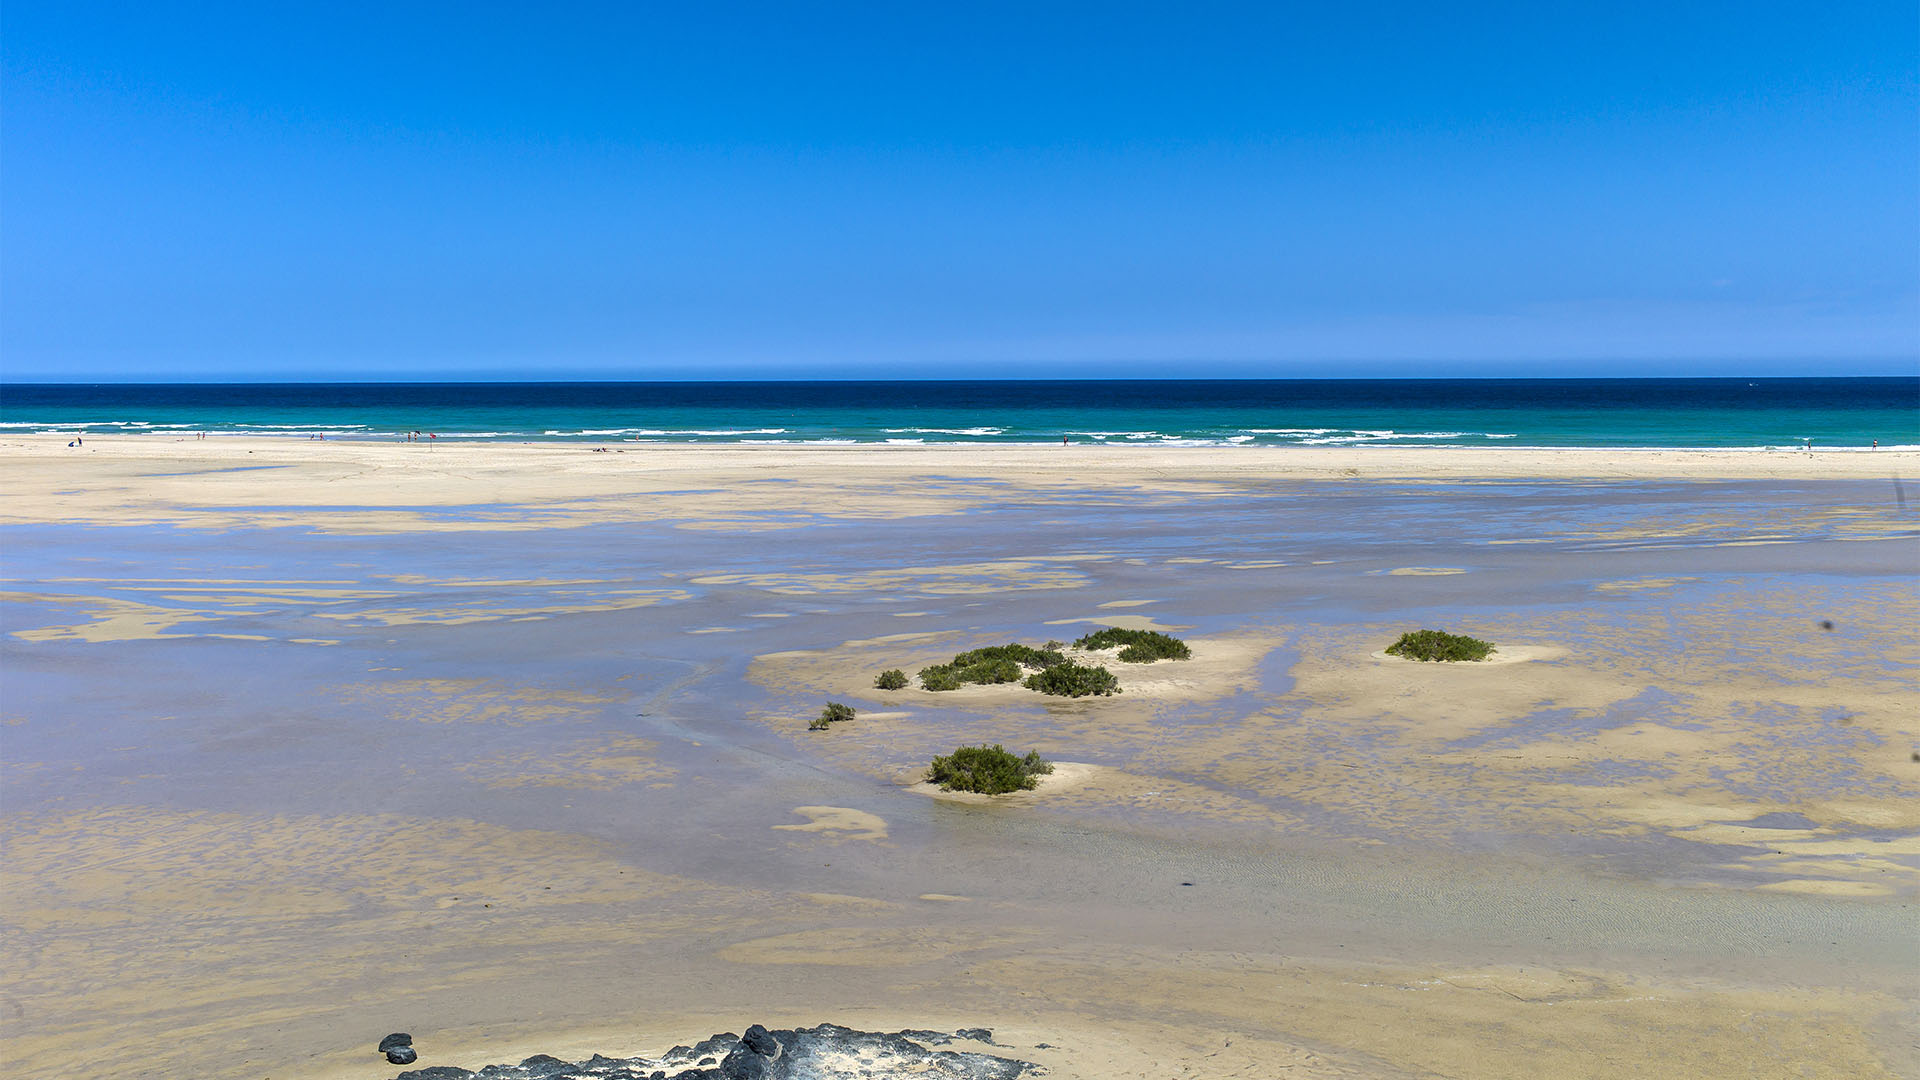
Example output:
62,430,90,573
1,440,1916,1079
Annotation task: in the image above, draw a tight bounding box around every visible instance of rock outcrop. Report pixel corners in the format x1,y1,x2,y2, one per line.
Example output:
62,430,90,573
391,1024,1031,1080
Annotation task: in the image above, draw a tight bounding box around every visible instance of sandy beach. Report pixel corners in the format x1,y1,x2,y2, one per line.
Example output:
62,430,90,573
2,437,1913,533
2,436,1915,1079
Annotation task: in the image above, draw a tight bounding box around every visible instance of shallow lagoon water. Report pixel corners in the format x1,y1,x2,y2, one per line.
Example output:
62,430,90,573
3,473,1916,1078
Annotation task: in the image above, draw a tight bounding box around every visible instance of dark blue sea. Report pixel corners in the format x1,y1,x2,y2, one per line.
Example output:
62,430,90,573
3,378,1915,448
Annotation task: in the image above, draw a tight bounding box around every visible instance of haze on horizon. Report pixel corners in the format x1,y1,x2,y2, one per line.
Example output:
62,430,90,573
2,1,1915,382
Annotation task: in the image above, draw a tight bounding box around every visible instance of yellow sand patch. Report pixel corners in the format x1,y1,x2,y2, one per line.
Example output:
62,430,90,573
773,806,889,842
1043,613,1190,632
690,560,1086,596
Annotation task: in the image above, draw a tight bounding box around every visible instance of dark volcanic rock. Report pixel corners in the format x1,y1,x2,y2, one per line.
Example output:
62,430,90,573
382,1032,419,1065
719,1046,769,1079
386,1023,1033,1079
741,1024,781,1057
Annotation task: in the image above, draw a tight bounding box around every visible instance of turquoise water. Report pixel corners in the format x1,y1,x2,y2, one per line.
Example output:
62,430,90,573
3,378,1914,447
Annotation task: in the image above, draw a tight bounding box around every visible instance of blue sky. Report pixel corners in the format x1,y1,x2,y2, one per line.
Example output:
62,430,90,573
3,1,1915,380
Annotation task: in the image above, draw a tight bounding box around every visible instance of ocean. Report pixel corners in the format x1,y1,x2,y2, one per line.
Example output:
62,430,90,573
3,377,1915,448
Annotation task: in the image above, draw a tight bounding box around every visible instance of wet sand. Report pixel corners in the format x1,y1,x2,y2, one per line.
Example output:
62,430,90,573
1,437,1916,1078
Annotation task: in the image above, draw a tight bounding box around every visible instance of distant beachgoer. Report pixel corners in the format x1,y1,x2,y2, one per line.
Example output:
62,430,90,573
1062,436,1068,446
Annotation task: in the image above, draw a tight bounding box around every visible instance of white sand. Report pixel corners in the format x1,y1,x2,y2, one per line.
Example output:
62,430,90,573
3,436,1911,533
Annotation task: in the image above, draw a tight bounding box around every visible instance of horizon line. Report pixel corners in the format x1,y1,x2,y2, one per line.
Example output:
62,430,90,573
5,372,1918,387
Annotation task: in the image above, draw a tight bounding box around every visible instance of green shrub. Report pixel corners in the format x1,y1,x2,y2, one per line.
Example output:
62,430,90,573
953,656,1023,684
874,669,909,690
1024,661,1122,697
1074,627,1191,662
919,665,964,691
1385,629,1495,662
810,701,857,730
918,644,1061,691
950,643,1067,670
926,744,1055,794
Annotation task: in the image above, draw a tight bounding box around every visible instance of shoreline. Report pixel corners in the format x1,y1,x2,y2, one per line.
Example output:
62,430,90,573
7,434,1916,477
7,435,1912,534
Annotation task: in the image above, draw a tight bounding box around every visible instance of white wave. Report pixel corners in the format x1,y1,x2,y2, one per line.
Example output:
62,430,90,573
628,428,789,437
1244,428,1337,435
230,423,369,430
175,428,374,436
881,427,1004,436
1280,429,1476,444
1,419,170,428
883,438,925,445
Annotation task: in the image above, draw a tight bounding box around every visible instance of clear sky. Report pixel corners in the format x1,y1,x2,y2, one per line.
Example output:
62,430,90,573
3,1,1916,381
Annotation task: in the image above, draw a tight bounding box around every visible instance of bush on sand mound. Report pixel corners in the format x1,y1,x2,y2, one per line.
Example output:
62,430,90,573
1024,660,1121,697
1072,627,1192,662
918,642,1067,691
1384,629,1495,662
808,702,857,730
926,744,1055,794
